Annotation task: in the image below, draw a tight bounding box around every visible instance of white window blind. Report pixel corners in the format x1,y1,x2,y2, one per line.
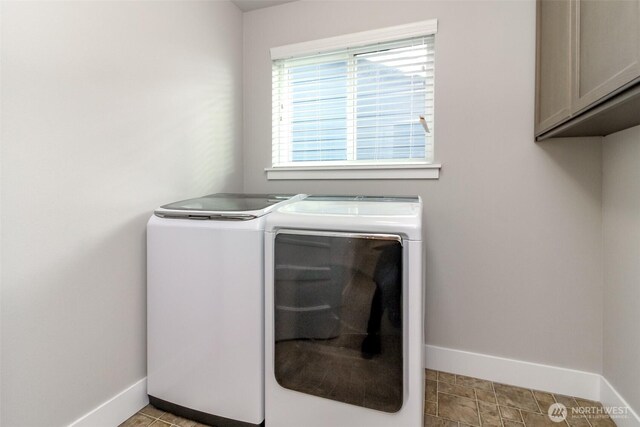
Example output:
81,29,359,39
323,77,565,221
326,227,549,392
272,34,435,168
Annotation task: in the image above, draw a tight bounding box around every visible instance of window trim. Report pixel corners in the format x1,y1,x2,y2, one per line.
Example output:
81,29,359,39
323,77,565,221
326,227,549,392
265,163,441,180
270,19,439,179
270,19,438,60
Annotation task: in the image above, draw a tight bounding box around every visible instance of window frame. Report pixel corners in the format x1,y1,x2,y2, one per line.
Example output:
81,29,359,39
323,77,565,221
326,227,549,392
268,19,440,180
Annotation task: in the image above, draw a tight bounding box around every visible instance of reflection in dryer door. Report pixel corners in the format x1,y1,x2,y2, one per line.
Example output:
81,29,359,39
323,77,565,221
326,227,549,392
273,232,403,413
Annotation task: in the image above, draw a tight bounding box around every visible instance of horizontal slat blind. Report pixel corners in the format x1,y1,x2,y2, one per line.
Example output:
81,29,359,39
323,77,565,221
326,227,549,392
272,35,435,167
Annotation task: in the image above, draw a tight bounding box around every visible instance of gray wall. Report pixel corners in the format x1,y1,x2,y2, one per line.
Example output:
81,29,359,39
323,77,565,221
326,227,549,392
0,1,243,425
242,0,604,372
603,125,640,414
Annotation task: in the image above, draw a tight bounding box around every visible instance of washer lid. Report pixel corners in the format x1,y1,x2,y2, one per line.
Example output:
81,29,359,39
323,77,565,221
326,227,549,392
154,193,298,220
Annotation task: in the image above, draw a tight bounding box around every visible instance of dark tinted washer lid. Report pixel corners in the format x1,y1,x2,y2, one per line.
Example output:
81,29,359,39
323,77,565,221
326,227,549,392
160,193,295,212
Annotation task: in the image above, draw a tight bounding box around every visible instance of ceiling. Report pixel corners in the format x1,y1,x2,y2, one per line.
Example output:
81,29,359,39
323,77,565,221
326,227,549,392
231,0,298,12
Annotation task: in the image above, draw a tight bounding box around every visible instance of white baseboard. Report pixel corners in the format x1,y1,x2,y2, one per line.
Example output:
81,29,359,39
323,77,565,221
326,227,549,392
66,347,640,427
425,344,600,400
68,378,148,427
600,376,640,427
425,344,639,427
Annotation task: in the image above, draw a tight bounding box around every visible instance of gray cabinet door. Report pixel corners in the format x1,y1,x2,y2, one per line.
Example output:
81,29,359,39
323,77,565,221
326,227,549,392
535,0,574,134
573,0,640,113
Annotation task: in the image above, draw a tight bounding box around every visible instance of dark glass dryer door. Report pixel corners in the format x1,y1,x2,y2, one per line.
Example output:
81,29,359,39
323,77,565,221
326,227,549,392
273,230,404,412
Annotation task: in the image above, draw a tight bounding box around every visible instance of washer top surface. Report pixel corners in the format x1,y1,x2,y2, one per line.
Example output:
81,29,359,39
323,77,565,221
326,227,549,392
155,193,299,220
266,195,422,240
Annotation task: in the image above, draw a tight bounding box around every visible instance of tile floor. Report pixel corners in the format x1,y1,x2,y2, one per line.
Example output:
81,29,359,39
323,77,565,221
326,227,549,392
120,369,617,427
119,404,209,427
424,369,616,427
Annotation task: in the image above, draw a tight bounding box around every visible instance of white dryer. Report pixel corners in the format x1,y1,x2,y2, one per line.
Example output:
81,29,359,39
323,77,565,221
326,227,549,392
147,193,303,426
264,195,424,427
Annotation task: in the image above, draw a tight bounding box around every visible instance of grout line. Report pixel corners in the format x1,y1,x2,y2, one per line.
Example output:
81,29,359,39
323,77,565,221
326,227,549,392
531,388,543,414
434,411,481,427
572,395,596,427
438,389,477,401
139,412,162,421
495,382,505,427
476,393,483,427
550,393,570,427
584,412,594,427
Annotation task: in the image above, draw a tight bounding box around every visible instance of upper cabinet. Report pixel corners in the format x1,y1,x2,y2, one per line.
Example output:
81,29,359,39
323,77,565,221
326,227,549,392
536,0,573,133
575,0,640,111
536,0,640,140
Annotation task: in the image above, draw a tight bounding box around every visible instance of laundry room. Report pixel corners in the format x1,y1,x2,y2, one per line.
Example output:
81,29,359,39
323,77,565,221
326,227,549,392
1,1,639,427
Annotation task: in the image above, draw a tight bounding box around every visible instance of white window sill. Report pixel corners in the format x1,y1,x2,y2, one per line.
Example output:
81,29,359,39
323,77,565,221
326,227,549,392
265,164,441,180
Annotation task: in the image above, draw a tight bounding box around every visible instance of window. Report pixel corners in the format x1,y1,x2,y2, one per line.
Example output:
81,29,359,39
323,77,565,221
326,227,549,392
270,20,437,179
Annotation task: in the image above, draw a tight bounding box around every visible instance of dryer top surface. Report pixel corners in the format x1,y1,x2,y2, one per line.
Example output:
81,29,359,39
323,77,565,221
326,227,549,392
266,196,422,240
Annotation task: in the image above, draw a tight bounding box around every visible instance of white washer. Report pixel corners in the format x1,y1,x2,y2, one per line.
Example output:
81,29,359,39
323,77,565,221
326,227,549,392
147,193,303,426
264,195,424,427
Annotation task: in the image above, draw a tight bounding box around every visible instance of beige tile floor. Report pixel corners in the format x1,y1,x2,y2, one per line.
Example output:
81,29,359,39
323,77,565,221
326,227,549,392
424,369,616,427
120,369,617,427
120,404,209,427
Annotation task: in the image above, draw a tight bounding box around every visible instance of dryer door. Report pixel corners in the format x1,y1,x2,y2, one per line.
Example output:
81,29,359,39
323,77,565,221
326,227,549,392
273,230,404,413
